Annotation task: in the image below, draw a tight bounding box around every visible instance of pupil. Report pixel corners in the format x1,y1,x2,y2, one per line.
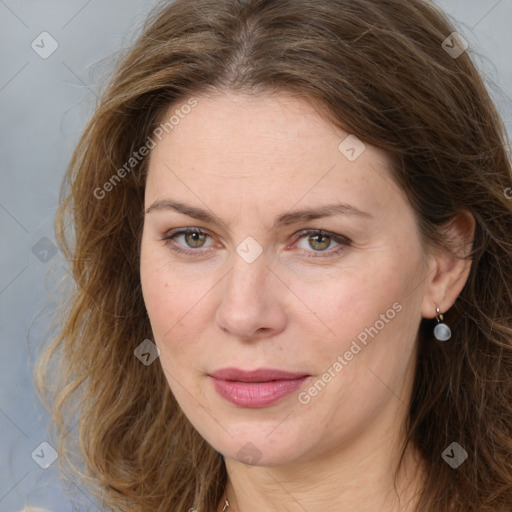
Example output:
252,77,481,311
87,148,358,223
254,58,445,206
187,232,204,247
311,234,330,250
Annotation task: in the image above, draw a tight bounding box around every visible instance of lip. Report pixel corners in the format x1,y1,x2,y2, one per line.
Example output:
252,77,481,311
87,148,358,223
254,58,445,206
209,368,310,408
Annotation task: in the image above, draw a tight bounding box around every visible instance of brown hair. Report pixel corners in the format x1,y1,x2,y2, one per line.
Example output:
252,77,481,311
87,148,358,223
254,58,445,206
35,0,512,510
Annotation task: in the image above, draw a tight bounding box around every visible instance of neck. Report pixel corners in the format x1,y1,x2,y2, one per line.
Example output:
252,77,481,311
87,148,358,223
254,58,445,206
219,424,425,512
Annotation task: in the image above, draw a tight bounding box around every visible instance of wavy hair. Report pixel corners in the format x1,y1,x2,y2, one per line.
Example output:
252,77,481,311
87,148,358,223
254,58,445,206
34,0,512,510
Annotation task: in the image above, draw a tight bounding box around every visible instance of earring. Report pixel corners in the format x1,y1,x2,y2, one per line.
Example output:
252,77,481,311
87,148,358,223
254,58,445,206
433,307,451,341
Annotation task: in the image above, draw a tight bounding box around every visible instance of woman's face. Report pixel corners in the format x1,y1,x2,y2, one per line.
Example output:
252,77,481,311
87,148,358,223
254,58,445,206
140,91,433,467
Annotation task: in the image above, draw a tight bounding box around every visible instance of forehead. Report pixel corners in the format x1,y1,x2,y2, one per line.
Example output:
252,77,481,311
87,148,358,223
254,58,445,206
152,92,369,162
145,91,403,222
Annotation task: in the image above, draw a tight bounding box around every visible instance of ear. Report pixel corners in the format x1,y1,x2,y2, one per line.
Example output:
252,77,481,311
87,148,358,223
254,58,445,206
420,211,476,319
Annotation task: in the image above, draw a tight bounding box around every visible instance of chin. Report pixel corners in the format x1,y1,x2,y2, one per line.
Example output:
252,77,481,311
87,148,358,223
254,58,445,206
204,421,310,467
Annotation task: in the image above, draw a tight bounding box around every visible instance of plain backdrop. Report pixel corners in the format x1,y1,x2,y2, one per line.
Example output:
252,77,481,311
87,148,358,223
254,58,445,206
1,0,511,510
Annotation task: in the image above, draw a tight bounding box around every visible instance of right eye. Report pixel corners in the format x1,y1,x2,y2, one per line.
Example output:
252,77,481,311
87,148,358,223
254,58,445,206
162,228,215,255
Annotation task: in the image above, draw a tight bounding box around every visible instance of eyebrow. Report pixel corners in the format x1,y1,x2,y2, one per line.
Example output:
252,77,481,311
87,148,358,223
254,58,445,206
145,199,373,228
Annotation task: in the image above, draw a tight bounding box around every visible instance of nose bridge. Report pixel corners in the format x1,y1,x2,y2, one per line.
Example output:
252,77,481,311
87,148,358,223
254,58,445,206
224,251,270,304
215,249,285,338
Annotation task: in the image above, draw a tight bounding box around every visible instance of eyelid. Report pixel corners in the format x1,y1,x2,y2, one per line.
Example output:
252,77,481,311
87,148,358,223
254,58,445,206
291,228,351,247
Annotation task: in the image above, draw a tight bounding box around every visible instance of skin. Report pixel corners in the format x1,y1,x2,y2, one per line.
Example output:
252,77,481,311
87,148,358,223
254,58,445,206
140,91,474,512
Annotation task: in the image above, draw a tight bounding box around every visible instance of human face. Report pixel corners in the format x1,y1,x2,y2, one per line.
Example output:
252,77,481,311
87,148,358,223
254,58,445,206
140,91,430,467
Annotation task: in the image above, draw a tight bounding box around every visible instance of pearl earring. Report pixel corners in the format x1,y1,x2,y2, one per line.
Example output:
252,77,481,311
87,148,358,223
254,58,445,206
434,307,451,341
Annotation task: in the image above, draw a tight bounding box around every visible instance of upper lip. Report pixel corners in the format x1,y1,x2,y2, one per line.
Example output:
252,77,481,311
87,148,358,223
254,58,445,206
209,368,309,382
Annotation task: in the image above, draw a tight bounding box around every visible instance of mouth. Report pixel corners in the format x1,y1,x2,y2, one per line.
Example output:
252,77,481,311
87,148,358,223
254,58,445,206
209,368,311,408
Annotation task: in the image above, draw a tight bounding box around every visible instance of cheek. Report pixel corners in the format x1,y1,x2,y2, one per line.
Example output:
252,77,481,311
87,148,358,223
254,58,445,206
293,254,421,384
292,264,421,429
140,264,201,397
140,236,177,343
140,242,168,330
289,262,400,342
142,272,187,352
140,241,213,363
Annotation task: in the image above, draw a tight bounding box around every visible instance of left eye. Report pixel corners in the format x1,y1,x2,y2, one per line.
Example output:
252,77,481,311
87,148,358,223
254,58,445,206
296,232,337,251
293,229,350,256
162,228,350,256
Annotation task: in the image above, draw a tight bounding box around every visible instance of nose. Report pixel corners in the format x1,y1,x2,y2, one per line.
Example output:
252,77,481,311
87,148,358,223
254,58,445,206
215,253,287,341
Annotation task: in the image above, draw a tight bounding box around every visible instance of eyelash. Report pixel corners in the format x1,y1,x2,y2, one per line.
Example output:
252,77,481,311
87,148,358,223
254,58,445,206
161,228,351,258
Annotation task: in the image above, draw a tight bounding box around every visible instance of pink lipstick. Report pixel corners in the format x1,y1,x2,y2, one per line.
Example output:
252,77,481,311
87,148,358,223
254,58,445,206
209,368,310,408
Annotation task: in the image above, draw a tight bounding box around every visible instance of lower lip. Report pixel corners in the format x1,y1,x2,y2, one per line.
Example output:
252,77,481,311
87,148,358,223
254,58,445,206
211,376,309,407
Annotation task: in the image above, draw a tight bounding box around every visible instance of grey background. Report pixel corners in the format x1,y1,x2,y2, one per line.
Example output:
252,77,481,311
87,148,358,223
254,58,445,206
0,0,511,510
